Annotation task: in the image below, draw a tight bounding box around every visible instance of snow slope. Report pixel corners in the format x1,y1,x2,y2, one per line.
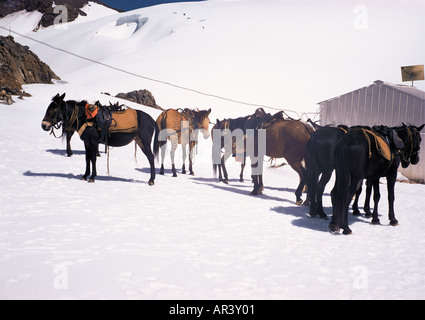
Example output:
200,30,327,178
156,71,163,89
2,0,424,118
1,0,425,300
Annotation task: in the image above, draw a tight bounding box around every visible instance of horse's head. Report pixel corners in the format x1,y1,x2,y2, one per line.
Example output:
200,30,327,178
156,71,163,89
194,108,211,139
41,93,66,131
399,123,424,168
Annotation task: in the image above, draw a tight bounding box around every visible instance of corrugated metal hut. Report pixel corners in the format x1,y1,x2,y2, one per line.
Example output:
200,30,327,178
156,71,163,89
319,80,425,183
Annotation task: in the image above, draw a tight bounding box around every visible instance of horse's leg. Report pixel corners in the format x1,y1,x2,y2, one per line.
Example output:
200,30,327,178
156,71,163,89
88,142,98,183
251,174,261,195
82,141,91,181
159,141,166,175
386,174,398,226
250,166,264,195
352,185,362,216
218,143,232,183
289,161,306,205
316,169,332,218
363,179,373,217
135,137,156,186
188,141,196,175
170,135,178,177
342,178,362,234
239,162,245,182
217,161,224,182
181,142,187,174
66,131,73,157
258,174,263,193
220,147,231,183
370,179,381,224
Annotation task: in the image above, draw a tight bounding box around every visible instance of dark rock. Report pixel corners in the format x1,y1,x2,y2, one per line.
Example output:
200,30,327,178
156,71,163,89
0,35,60,95
0,1,121,29
115,89,163,110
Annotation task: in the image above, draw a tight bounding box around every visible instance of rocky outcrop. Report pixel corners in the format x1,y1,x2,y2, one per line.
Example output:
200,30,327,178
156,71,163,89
0,35,60,92
0,0,120,29
115,89,163,110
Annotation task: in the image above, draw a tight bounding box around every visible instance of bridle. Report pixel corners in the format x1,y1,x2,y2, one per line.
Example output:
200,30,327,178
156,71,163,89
45,99,79,138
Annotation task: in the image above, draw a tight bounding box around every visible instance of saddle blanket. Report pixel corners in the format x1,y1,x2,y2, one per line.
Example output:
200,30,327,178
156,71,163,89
109,108,138,133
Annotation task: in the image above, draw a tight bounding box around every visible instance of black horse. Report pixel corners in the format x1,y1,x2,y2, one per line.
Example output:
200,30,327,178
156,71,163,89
42,93,159,185
329,125,421,234
352,124,425,218
305,125,348,218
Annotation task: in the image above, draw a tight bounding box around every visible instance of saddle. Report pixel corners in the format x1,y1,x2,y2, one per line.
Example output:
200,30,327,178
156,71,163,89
257,110,285,129
362,129,391,161
96,104,138,144
361,126,403,162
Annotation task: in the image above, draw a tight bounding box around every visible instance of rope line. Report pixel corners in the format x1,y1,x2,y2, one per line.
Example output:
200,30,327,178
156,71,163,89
1,25,320,119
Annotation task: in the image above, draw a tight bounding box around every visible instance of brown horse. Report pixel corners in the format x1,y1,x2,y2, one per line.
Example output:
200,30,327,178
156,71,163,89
156,108,211,176
251,119,315,204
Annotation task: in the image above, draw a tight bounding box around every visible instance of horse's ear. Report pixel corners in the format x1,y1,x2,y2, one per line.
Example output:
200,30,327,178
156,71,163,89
60,93,66,101
207,108,211,116
417,124,425,132
402,122,407,127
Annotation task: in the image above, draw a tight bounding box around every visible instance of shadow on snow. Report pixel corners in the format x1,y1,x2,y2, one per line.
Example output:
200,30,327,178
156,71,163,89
23,170,146,184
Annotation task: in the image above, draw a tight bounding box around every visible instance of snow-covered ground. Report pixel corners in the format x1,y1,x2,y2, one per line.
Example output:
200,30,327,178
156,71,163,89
1,0,425,300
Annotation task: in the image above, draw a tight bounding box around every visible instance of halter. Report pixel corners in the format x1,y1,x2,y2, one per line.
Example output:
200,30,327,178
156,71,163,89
401,126,420,163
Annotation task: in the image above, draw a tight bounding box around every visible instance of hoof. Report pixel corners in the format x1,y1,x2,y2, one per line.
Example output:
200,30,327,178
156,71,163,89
159,171,164,175
371,219,381,225
319,213,328,219
88,178,95,183
390,219,399,226
148,180,155,186
343,228,352,235
329,222,339,233
182,170,186,174
190,172,195,176
239,178,244,182
172,173,178,177
352,211,361,216
250,189,262,195
295,199,303,206
81,176,87,181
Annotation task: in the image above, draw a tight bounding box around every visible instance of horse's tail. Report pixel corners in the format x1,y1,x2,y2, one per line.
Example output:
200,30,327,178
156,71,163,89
304,140,317,211
213,163,218,177
211,124,218,177
331,140,350,232
153,120,160,160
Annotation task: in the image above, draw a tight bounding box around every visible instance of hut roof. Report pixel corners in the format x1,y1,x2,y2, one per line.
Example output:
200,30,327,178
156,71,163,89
318,80,425,104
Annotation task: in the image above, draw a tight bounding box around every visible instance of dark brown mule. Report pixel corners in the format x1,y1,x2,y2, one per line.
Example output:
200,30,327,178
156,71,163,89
251,119,315,204
156,108,211,177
